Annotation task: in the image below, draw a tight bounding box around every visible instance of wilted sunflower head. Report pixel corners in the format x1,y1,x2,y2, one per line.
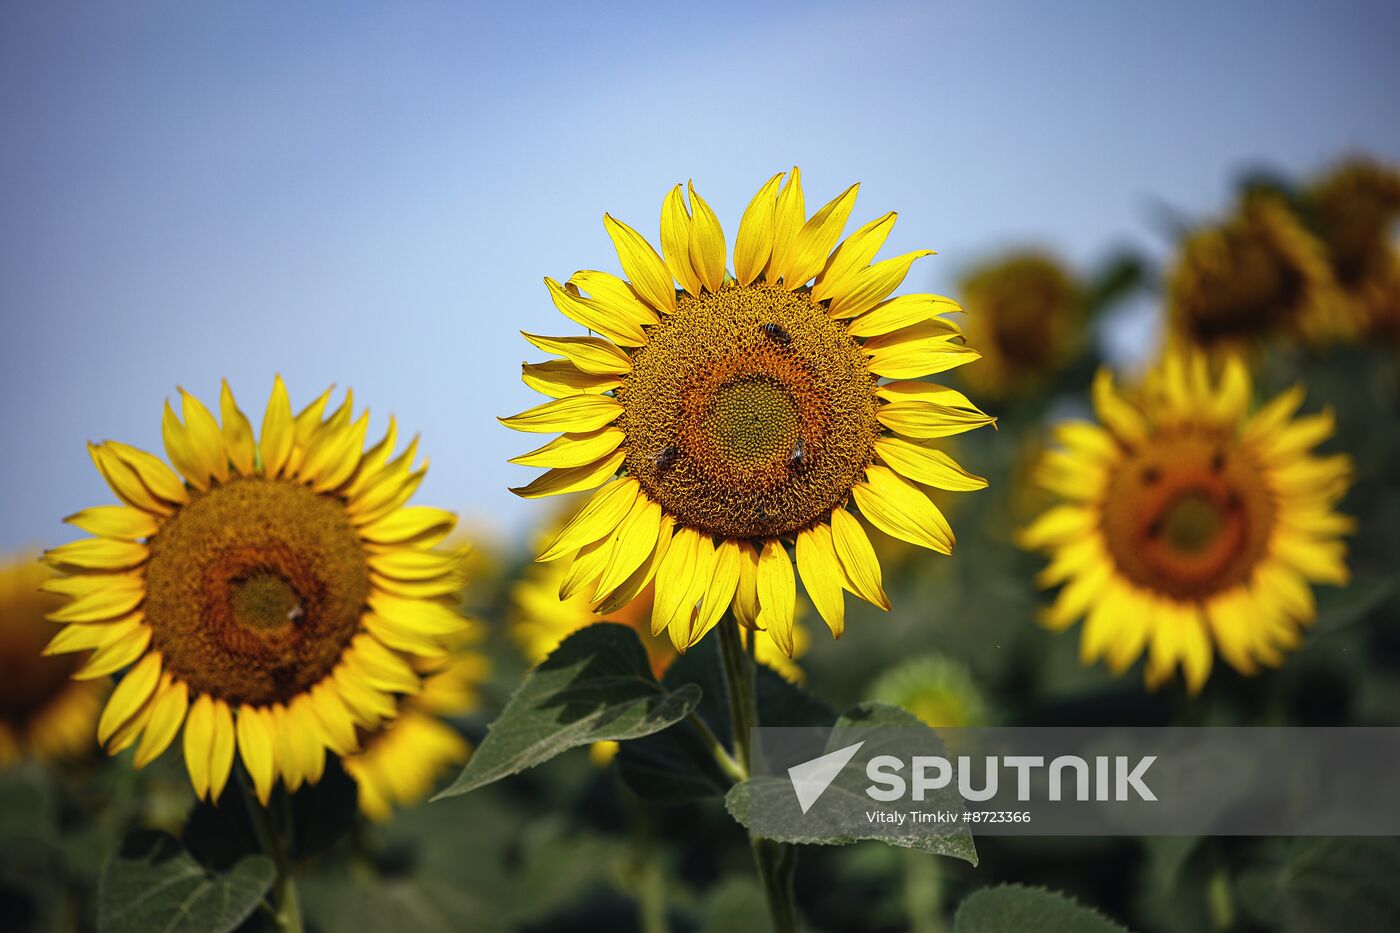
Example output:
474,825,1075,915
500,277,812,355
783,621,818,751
503,170,994,657
1020,351,1353,692
1167,196,1340,351
44,379,470,804
0,556,106,766
343,633,487,821
1307,157,1400,292
958,252,1081,397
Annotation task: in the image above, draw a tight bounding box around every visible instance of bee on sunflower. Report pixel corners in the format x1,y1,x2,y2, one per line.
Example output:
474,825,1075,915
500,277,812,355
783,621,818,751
1020,351,1353,691
502,169,993,657
43,379,471,805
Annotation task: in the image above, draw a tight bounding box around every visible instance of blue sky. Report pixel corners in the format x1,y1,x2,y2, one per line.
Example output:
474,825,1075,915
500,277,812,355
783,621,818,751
2,0,1398,551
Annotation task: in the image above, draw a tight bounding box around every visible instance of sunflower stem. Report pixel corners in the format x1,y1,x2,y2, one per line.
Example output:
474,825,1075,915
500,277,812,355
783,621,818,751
238,771,304,933
717,616,799,933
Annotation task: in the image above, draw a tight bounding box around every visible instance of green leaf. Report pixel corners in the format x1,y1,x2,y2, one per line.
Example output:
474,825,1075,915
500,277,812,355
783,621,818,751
724,702,977,864
97,830,275,933
618,636,835,803
1236,838,1400,933
435,623,701,798
953,884,1129,933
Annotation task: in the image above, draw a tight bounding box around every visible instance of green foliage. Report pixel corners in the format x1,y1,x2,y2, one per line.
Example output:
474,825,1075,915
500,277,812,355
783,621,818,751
437,623,701,798
97,830,274,933
1236,838,1400,933
953,884,1130,933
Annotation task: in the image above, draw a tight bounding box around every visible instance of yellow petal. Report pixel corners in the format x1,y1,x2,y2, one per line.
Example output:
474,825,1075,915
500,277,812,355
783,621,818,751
846,294,962,338
363,613,448,659
730,541,763,629
603,213,675,314
367,549,462,581
876,381,987,413
812,212,896,303
46,581,144,623
103,442,188,506
237,705,276,805
1018,505,1095,551
134,677,189,769
874,437,988,491
756,540,796,656
98,651,162,745
359,506,457,545
220,380,257,475
661,184,702,296
260,376,295,478
768,168,806,283
510,427,625,469
301,412,369,493
545,277,647,347
347,634,422,694
63,505,159,540
687,182,727,293
669,535,719,651
367,593,467,637
270,704,303,791
734,172,784,286
162,400,209,490
537,478,640,562
867,338,982,380
522,332,632,375
184,693,214,800
45,538,147,571
689,537,741,648
499,394,623,434
594,495,664,599
75,622,152,679
44,615,140,655
796,525,845,638
179,387,230,485
852,466,955,554
208,700,237,802
521,360,623,399
558,535,613,601
594,513,674,615
827,249,934,318
877,400,997,439
829,508,889,610
784,183,860,289
508,449,626,499
651,526,701,637
309,680,358,750
568,270,661,328
1091,368,1147,445
88,444,173,516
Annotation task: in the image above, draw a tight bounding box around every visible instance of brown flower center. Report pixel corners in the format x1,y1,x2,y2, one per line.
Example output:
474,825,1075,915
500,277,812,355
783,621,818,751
144,476,370,705
618,282,879,538
1101,431,1274,599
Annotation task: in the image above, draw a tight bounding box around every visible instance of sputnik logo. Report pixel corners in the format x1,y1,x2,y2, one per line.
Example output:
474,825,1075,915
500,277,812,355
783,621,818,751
787,741,865,814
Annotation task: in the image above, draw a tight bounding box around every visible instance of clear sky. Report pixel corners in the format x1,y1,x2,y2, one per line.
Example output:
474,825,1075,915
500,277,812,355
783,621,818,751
2,0,1398,551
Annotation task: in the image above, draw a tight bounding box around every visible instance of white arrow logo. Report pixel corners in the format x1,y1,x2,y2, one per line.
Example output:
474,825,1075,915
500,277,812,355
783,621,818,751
787,741,866,814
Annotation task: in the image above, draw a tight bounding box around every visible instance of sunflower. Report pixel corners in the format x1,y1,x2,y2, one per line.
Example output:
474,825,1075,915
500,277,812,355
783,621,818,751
1306,157,1400,295
957,252,1081,398
1167,195,1341,351
502,170,993,656
1020,351,1353,691
0,556,107,765
43,379,470,804
1305,158,1400,341
343,634,487,821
